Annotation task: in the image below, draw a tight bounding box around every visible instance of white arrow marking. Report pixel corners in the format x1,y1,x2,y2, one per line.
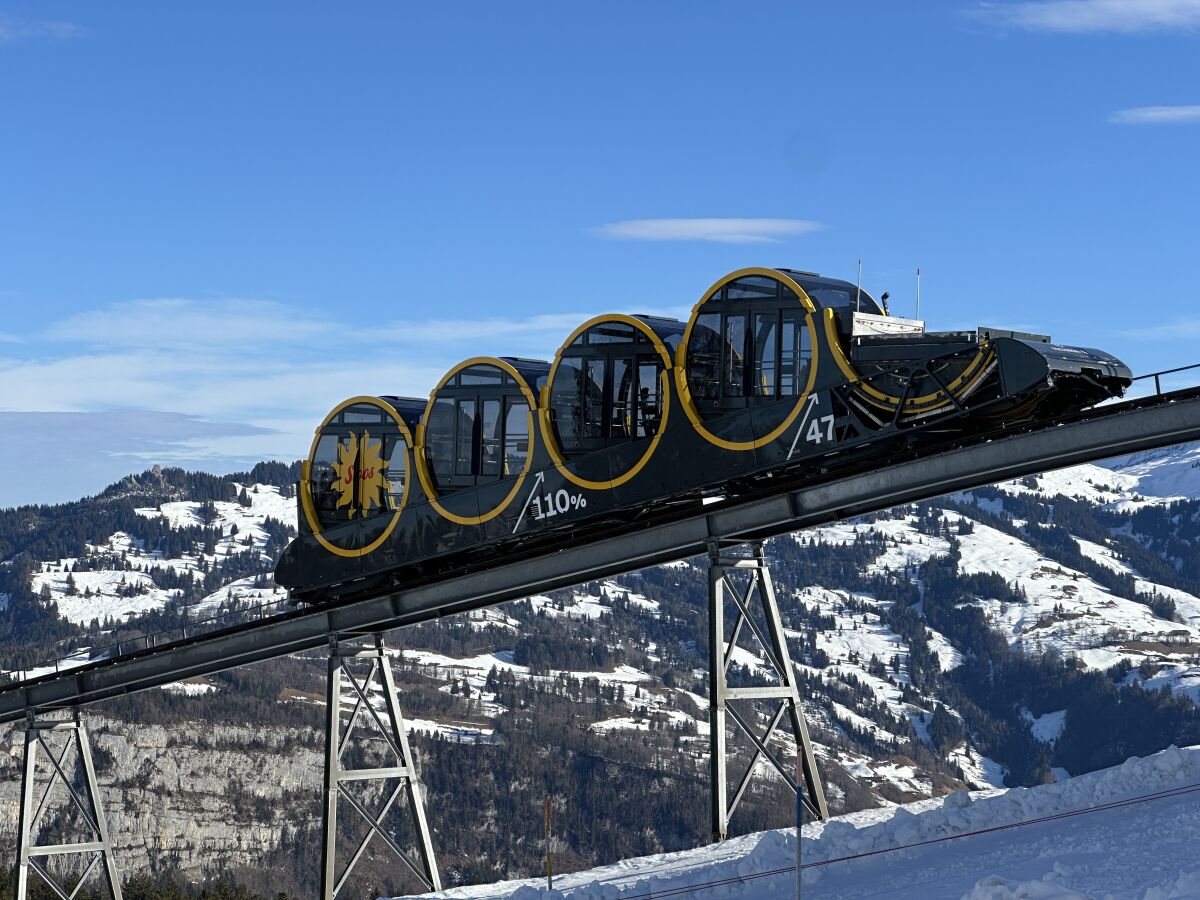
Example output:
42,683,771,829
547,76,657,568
512,471,546,534
786,394,822,460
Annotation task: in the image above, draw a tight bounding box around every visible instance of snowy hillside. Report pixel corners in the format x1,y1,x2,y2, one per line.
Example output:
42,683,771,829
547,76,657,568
8,447,1200,892
1105,441,1200,502
395,744,1200,899
25,483,291,627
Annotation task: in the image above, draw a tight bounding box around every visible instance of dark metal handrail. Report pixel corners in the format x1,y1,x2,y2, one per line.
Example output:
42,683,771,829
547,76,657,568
1131,362,1200,397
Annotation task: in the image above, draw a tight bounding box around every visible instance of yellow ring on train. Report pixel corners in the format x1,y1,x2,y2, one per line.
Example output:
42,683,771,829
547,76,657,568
822,310,994,413
300,395,413,558
538,314,674,491
675,267,821,451
415,357,540,526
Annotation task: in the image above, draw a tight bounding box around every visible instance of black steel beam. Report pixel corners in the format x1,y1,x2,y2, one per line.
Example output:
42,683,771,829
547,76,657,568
5,390,1200,724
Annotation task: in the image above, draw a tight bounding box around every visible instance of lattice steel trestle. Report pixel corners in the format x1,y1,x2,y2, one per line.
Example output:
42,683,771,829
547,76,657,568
321,633,441,897
14,713,124,900
707,541,828,841
12,638,443,900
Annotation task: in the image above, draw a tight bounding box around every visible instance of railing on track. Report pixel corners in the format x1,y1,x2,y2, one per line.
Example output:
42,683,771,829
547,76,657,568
1131,362,1200,397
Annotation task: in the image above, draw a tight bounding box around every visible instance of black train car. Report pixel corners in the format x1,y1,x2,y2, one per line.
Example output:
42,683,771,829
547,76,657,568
276,267,1130,602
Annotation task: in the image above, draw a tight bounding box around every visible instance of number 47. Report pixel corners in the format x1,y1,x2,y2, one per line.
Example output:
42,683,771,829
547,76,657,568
806,414,836,445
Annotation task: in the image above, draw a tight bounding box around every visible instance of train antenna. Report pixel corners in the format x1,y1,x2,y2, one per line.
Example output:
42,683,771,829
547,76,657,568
855,258,862,313
916,268,921,320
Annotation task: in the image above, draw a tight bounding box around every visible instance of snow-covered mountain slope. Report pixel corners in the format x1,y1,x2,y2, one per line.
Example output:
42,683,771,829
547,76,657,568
395,744,1200,900
22,482,291,627
990,443,1200,511
1104,441,1200,502
10,446,1200,891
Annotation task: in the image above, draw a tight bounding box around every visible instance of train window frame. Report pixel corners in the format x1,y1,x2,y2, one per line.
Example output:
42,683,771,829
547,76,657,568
453,399,476,478
503,397,530,476
479,398,502,477
309,417,410,528
549,326,667,457
426,380,532,493
686,280,814,414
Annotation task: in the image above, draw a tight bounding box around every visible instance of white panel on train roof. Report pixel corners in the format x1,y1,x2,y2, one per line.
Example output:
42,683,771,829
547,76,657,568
851,311,925,337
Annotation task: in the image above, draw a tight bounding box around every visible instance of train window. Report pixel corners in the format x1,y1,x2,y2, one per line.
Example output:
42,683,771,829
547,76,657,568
480,399,502,477
789,275,883,316
310,434,342,519
727,276,778,300
551,358,585,449
454,400,476,476
611,357,632,438
308,403,409,530
755,313,777,397
504,399,529,475
341,409,384,424
460,366,504,386
780,309,812,395
724,315,747,398
425,362,542,492
637,362,661,438
549,319,669,457
688,313,722,406
684,274,814,425
589,322,636,344
427,398,456,487
382,434,406,510
584,359,606,440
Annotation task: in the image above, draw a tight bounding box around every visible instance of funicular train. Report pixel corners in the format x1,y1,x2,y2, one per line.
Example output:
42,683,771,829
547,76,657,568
275,267,1131,601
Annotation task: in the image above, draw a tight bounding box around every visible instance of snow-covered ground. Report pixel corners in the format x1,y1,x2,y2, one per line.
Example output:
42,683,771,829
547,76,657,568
800,497,1200,714
395,745,1200,899
1103,441,1200,503
28,483,291,626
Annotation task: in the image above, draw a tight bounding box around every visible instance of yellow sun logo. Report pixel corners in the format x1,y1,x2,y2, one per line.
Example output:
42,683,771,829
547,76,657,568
330,431,392,518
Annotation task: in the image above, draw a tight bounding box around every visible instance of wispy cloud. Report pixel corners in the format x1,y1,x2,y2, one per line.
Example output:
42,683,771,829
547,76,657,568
0,13,83,42
1109,104,1200,123
2,296,676,437
973,0,1200,33
0,293,711,504
0,411,277,507
594,218,823,244
45,299,333,350
1119,318,1200,340
41,298,616,360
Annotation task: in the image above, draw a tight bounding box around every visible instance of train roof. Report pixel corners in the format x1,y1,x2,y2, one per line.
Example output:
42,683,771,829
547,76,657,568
377,395,427,428
776,268,884,315
497,356,551,383
630,314,686,338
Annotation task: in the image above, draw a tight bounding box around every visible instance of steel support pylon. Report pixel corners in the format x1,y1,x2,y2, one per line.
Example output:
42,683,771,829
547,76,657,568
321,633,441,898
708,541,828,841
14,712,124,900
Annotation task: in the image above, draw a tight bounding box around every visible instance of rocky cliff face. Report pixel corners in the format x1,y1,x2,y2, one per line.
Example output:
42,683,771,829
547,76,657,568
0,715,323,884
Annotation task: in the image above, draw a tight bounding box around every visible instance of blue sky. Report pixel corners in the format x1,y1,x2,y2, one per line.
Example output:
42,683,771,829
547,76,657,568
1,1,1198,506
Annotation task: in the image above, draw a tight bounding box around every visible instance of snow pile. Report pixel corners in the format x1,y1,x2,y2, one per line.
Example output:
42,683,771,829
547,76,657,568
394,745,1200,899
